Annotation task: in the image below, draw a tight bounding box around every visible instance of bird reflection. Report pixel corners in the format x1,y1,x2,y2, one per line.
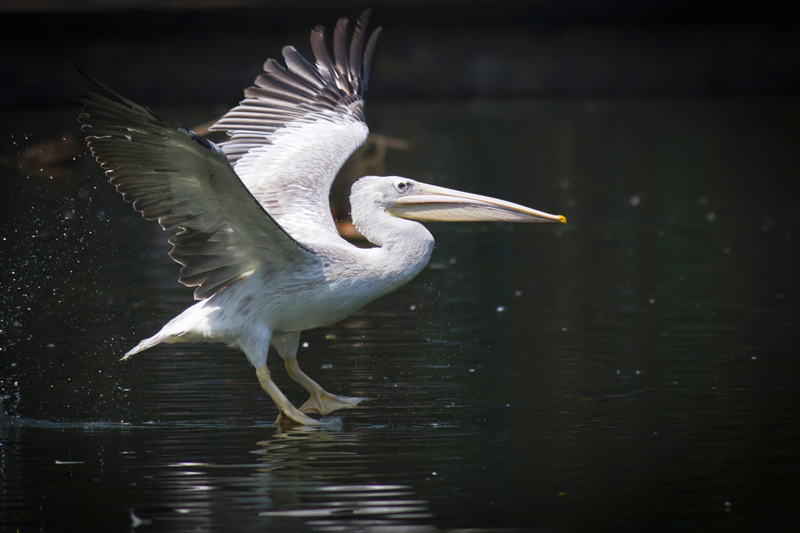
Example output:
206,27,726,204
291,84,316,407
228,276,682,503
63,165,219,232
253,427,435,529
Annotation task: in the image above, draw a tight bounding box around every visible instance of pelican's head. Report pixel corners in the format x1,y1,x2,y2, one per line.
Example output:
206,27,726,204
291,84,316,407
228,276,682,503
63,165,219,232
354,176,566,224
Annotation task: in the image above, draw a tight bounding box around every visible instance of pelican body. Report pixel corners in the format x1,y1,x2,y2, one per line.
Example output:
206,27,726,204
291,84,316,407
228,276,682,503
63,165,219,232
79,11,565,425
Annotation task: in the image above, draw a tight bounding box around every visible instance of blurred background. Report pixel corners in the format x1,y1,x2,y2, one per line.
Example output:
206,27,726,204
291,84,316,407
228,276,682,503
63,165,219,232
1,1,799,532
3,0,800,105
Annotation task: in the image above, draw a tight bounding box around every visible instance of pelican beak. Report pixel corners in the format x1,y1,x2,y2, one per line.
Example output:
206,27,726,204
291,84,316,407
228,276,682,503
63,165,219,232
387,182,566,223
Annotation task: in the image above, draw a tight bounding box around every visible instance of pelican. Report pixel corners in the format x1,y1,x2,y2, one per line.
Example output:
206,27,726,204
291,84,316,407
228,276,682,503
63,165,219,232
78,11,565,425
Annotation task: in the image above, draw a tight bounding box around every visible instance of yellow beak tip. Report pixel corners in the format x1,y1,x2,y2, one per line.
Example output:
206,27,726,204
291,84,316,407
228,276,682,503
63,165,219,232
559,215,567,224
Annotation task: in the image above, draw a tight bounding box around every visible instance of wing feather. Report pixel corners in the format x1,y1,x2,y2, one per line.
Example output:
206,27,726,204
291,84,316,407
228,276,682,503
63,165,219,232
209,10,381,243
348,11,370,93
259,59,319,96
333,17,352,91
282,45,326,89
78,77,312,300
362,27,382,92
310,25,339,88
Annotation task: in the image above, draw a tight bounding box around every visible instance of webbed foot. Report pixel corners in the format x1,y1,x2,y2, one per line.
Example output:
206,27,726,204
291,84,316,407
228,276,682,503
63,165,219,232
299,392,368,415
274,405,321,426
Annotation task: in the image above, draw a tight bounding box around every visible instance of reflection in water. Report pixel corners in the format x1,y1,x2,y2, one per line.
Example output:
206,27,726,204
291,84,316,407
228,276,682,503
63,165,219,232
255,427,434,531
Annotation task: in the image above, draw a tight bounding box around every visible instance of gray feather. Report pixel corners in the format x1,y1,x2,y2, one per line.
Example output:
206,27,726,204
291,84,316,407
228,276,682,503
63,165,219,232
362,27,382,92
310,25,337,86
348,10,370,94
78,81,311,300
282,45,326,89
333,17,351,91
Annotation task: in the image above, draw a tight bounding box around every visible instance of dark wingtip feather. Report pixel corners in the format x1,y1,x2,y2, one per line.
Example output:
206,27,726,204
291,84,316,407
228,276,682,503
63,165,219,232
332,16,351,90
281,46,326,89
310,25,337,85
362,27,382,92
348,10,371,94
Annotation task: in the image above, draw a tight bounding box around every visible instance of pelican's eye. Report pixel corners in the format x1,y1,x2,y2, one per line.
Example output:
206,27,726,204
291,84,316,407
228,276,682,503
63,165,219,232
394,180,410,194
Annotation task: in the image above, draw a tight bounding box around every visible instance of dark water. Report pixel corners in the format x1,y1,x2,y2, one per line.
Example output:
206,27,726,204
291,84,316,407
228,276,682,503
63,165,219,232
2,99,799,531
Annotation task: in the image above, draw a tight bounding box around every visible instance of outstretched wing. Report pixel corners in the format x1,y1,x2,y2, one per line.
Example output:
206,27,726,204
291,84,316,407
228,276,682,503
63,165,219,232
78,77,313,300
209,10,382,242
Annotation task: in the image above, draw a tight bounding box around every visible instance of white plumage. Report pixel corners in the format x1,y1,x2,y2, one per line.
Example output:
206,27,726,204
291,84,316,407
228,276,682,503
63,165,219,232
78,11,565,425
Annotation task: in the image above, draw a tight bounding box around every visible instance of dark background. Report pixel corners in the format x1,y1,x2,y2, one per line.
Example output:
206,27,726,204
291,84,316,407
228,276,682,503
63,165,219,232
1,0,799,109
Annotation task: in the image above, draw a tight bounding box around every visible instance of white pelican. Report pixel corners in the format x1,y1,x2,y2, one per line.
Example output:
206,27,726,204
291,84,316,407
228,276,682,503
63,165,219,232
78,11,566,425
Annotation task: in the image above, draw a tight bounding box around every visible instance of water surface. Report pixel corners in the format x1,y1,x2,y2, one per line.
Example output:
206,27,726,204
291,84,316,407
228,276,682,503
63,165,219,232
2,99,799,531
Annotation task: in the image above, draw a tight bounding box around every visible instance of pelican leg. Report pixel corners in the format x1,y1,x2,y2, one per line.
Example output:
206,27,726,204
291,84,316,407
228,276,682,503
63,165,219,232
283,356,367,415
256,365,320,426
